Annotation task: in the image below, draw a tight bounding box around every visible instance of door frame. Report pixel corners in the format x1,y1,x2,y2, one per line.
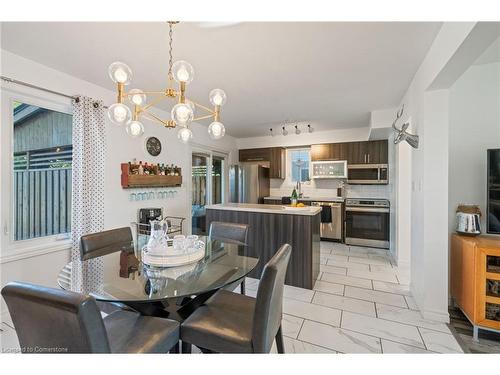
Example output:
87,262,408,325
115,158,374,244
188,145,229,235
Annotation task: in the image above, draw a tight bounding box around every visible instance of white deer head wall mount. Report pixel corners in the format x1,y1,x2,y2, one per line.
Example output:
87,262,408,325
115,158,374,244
392,105,419,149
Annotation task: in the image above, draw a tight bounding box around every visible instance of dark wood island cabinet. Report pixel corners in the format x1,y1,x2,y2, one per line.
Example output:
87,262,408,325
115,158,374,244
206,203,321,290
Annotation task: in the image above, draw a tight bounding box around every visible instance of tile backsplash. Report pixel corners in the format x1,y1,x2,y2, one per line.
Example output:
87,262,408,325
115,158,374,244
270,178,391,199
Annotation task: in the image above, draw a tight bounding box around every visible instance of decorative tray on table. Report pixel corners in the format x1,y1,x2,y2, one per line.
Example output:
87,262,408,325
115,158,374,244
141,243,205,268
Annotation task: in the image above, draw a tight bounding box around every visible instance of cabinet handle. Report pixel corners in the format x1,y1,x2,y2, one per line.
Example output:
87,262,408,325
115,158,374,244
247,157,264,161
367,154,370,163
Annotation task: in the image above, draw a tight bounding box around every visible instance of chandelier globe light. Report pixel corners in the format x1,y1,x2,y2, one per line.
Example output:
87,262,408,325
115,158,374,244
208,121,225,140
178,127,193,143
126,121,145,138
106,21,227,143
108,103,131,125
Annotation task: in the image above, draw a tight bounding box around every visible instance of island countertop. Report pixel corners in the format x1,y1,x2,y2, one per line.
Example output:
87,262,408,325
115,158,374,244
205,203,321,216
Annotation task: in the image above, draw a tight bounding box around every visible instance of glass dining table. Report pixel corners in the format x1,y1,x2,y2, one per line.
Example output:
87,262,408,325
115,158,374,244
57,237,259,322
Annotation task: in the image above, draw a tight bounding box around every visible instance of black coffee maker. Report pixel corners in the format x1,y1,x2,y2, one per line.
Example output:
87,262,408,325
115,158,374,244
138,208,163,235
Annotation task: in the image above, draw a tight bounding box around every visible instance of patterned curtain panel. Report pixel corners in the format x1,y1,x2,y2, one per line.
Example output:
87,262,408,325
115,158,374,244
70,97,105,292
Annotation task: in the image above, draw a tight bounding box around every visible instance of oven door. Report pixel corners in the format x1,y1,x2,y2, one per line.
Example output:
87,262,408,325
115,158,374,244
345,207,390,248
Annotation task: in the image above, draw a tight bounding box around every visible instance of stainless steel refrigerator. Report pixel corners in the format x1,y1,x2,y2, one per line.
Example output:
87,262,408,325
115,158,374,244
229,164,270,204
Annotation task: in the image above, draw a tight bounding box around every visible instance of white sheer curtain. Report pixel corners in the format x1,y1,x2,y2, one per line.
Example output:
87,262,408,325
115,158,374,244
70,96,106,292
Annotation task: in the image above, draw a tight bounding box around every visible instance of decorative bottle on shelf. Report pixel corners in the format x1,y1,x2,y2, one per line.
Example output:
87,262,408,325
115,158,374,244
291,188,298,206
138,161,144,175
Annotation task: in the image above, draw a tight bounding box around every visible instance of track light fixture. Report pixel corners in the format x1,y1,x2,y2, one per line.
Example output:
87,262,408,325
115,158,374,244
268,122,313,137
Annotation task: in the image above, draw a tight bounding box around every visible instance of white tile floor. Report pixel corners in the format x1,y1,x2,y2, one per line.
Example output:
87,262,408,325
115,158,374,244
0,241,463,354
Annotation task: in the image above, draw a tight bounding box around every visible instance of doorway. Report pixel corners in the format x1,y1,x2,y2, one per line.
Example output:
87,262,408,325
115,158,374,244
191,152,226,235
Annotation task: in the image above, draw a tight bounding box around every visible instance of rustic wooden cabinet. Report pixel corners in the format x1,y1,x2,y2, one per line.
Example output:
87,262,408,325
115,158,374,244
239,147,285,179
451,234,500,340
313,140,388,165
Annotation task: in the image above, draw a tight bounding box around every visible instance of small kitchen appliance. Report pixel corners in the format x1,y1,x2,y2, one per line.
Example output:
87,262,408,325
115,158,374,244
456,204,482,236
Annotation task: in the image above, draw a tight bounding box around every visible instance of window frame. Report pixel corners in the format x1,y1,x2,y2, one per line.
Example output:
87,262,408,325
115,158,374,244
287,147,311,183
1,87,73,261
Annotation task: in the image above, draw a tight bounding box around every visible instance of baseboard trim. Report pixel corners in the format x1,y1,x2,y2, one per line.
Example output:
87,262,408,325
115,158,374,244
421,308,450,323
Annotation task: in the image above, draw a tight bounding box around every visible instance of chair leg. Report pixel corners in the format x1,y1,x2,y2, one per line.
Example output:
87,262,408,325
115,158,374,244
169,342,180,354
240,279,246,295
276,325,284,354
181,341,192,354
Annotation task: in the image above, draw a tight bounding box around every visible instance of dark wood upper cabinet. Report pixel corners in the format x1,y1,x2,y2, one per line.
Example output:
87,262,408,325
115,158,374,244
269,147,285,179
310,144,331,161
312,140,388,165
366,140,388,164
239,148,271,162
239,147,285,179
311,143,347,161
346,141,368,164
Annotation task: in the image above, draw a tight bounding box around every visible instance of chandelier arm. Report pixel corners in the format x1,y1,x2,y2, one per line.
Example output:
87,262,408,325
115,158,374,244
141,110,172,126
125,91,170,96
192,114,216,122
140,94,175,112
189,100,216,115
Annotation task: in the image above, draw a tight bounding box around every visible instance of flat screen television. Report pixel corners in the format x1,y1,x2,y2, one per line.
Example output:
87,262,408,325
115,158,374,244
488,149,500,234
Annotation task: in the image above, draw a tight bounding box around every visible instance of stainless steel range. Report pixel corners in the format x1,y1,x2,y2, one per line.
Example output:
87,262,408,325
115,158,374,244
345,198,390,249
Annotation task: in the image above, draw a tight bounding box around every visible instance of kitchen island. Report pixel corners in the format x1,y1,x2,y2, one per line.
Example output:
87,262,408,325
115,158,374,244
205,203,321,289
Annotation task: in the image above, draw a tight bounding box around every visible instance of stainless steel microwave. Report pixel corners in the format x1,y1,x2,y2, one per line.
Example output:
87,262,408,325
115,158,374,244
347,164,388,184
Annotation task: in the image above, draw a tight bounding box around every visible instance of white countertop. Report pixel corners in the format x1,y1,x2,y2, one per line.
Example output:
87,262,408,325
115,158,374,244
264,196,345,203
205,203,322,216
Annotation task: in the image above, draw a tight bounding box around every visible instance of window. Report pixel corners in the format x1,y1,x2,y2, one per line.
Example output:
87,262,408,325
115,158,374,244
290,149,310,182
12,101,73,241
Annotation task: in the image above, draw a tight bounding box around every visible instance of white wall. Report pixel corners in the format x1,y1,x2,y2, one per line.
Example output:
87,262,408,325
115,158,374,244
448,61,500,233
397,22,478,322
0,49,238,315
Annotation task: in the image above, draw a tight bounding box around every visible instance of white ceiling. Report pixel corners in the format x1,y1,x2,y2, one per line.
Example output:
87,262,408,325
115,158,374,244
1,22,441,138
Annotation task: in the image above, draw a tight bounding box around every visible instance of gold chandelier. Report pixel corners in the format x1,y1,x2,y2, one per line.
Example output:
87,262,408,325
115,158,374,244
107,21,227,143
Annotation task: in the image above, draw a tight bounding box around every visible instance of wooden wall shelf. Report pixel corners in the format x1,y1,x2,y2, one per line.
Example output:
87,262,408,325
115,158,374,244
120,163,182,189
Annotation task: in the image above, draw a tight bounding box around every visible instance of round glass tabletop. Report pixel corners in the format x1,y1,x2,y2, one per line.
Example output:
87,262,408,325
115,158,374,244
58,237,259,303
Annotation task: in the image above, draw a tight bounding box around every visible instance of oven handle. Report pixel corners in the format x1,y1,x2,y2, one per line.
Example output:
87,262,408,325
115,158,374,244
345,207,389,213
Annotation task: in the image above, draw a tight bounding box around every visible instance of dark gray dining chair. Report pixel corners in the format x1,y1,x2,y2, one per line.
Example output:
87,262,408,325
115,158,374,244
80,226,135,313
80,227,133,261
1,281,180,354
209,221,249,245
209,221,249,295
180,243,292,353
